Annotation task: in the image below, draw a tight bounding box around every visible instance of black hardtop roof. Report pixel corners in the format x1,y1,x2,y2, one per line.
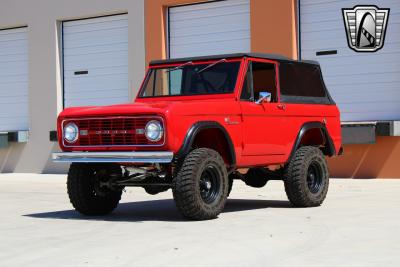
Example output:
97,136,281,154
149,53,319,66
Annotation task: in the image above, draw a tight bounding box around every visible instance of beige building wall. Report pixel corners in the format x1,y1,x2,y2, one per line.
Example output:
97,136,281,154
0,0,145,173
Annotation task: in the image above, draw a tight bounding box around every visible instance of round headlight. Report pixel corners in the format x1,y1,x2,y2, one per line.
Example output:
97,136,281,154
145,120,163,142
63,122,79,143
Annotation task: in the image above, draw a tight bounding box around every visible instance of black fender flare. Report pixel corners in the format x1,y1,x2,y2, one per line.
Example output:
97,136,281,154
175,121,236,166
287,121,336,163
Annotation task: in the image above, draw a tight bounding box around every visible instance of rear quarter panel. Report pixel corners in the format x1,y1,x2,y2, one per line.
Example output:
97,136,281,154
282,103,342,161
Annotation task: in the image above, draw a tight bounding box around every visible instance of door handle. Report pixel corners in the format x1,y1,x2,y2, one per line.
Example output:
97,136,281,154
277,104,286,110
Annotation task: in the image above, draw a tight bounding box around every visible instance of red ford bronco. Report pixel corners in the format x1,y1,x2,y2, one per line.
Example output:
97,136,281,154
53,53,342,220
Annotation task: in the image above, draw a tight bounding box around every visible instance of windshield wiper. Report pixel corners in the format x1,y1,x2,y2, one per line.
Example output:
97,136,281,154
167,61,193,72
196,59,227,74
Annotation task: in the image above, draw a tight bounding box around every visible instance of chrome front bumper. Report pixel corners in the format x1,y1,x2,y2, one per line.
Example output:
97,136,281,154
52,151,174,163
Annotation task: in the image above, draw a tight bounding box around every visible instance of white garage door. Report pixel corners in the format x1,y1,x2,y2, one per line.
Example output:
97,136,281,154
0,27,29,131
300,0,400,121
168,0,250,59
63,14,129,108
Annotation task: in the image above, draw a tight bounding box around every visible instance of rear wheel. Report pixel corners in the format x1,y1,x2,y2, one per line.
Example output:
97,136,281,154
172,148,229,220
284,146,329,207
67,163,122,215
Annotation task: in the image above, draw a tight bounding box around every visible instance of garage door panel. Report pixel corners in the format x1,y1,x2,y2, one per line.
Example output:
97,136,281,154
64,65,127,78
65,96,128,108
302,27,400,52
66,85,128,94
0,27,28,130
63,14,129,108
63,48,128,62
63,19,128,33
171,17,249,36
325,71,400,84
0,60,27,72
301,0,393,13
65,73,127,84
63,28,128,46
340,102,399,114
63,42,128,57
0,42,27,54
65,74,127,85
169,0,250,58
321,62,400,77
171,11,249,28
171,41,249,59
334,88,400,102
301,0,400,121
170,0,248,19
0,82,27,95
0,119,28,131
0,29,26,40
0,54,27,64
65,53,128,71
64,14,127,26
171,30,250,46
0,75,28,84
0,96,28,106
66,88,127,99
0,70,28,78
301,20,343,32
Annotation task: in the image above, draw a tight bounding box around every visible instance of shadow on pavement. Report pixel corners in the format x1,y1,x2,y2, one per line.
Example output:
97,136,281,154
23,198,292,222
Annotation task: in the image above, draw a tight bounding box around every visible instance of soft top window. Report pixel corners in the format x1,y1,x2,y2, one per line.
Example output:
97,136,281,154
279,62,332,104
140,61,240,97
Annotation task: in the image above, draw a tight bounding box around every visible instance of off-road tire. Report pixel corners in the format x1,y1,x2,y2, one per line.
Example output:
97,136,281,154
284,146,329,207
67,163,122,215
172,148,229,220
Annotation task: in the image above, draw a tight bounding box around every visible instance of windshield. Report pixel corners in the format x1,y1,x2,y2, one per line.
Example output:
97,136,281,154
140,61,241,97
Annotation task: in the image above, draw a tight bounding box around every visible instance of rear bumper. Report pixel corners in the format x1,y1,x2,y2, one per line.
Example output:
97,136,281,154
52,151,174,163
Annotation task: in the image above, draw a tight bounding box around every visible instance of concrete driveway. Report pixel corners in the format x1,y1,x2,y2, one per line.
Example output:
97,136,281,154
0,174,399,267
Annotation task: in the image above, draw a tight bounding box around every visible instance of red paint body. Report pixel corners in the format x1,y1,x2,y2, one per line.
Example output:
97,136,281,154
57,56,342,167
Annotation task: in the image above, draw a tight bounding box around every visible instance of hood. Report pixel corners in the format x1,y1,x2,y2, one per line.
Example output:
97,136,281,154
59,102,173,118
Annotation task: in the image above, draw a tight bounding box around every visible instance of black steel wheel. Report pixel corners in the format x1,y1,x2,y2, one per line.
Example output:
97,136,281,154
284,146,329,207
172,148,229,220
307,161,323,194
199,165,221,203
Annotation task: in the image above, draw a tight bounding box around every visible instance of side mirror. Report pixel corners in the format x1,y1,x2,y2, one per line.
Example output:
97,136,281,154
255,92,272,104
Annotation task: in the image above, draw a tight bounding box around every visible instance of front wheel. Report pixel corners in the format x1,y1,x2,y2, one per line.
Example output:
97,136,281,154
67,163,123,215
172,148,229,220
284,146,329,207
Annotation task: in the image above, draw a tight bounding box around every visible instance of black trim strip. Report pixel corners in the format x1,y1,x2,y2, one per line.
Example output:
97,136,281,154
61,21,65,109
168,0,228,9
298,0,302,60
316,50,337,56
74,70,88,75
62,12,128,23
167,7,171,59
0,25,28,31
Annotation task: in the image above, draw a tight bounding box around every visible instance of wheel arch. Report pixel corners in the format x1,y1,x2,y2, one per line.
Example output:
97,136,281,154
175,121,236,167
287,121,336,163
